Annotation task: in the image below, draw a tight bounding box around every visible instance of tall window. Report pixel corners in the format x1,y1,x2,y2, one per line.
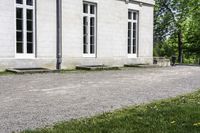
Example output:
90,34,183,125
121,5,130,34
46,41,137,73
128,10,138,57
16,0,35,57
83,2,97,57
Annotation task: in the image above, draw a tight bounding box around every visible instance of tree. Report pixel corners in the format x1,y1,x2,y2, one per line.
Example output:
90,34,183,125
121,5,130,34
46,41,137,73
185,0,200,56
154,0,190,63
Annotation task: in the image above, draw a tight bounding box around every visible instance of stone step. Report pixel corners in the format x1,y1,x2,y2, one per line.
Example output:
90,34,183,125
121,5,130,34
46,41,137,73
76,65,120,71
6,68,53,74
124,64,160,68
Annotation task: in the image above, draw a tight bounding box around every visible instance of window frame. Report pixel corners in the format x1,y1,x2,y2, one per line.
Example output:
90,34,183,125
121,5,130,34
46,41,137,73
15,0,35,59
83,2,97,58
127,10,139,58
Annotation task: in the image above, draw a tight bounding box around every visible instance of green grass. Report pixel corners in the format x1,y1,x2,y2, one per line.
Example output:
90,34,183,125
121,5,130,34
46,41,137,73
0,71,13,76
21,90,200,133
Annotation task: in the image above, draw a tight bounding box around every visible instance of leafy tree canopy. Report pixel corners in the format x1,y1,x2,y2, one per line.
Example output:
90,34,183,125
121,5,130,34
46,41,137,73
154,0,200,63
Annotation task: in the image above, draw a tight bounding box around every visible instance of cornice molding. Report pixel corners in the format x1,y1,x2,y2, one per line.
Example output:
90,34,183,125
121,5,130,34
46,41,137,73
124,0,155,6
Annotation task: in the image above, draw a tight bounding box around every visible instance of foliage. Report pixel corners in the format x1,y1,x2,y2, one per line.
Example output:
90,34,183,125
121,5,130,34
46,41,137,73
154,0,200,64
153,40,177,58
185,0,200,56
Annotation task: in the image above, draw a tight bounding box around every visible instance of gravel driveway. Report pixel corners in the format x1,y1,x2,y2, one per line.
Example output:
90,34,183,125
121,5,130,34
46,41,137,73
0,66,200,133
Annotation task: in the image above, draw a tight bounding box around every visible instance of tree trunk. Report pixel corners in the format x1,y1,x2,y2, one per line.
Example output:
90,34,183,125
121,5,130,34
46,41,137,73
178,30,183,63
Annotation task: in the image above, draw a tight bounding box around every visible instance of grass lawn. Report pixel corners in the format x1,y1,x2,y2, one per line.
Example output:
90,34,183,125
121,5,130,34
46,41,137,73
0,71,13,76
22,90,200,133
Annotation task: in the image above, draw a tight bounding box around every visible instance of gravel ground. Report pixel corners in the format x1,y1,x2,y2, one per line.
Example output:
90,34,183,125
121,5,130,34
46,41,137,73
0,66,200,133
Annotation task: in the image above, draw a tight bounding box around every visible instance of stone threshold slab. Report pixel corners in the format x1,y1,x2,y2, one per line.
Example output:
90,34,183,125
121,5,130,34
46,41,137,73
6,68,54,74
76,65,120,71
124,64,161,68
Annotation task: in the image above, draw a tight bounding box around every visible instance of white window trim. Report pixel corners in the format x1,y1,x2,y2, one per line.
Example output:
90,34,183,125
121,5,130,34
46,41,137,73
83,54,96,58
128,54,137,58
83,2,97,58
15,0,35,59
128,10,138,58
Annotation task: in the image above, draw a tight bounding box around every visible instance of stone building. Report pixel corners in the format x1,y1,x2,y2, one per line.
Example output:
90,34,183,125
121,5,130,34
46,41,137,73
0,0,154,70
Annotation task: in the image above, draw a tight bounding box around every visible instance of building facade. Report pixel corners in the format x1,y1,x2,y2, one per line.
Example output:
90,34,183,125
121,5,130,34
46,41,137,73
0,0,154,70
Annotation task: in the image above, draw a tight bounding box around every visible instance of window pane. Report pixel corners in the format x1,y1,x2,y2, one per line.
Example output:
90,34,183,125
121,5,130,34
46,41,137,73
128,22,131,38
90,17,94,26
17,8,23,19
27,20,33,31
27,33,33,42
90,5,95,14
83,17,87,25
27,9,33,20
128,30,131,38
83,26,87,35
133,30,136,38
133,12,137,20
133,23,136,38
16,0,23,4
27,43,33,53
83,18,88,35
90,36,94,44
128,39,131,54
17,32,23,41
128,22,131,29
90,27,94,36
83,4,88,13
27,9,33,31
84,36,87,44
133,39,136,53
17,43,23,53
83,44,88,53
17,20,23,30
128,11,132,20
26,0,33,6
90,45,94,54
133,23,136,30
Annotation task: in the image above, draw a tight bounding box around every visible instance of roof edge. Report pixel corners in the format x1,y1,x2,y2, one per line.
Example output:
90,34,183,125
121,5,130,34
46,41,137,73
126,0,155,6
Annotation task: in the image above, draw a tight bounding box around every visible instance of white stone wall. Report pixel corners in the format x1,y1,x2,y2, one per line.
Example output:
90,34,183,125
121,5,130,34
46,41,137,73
0,0,15,58
0,0,57,69
0,0,154,70
37,0,56,59
61,0,154,68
